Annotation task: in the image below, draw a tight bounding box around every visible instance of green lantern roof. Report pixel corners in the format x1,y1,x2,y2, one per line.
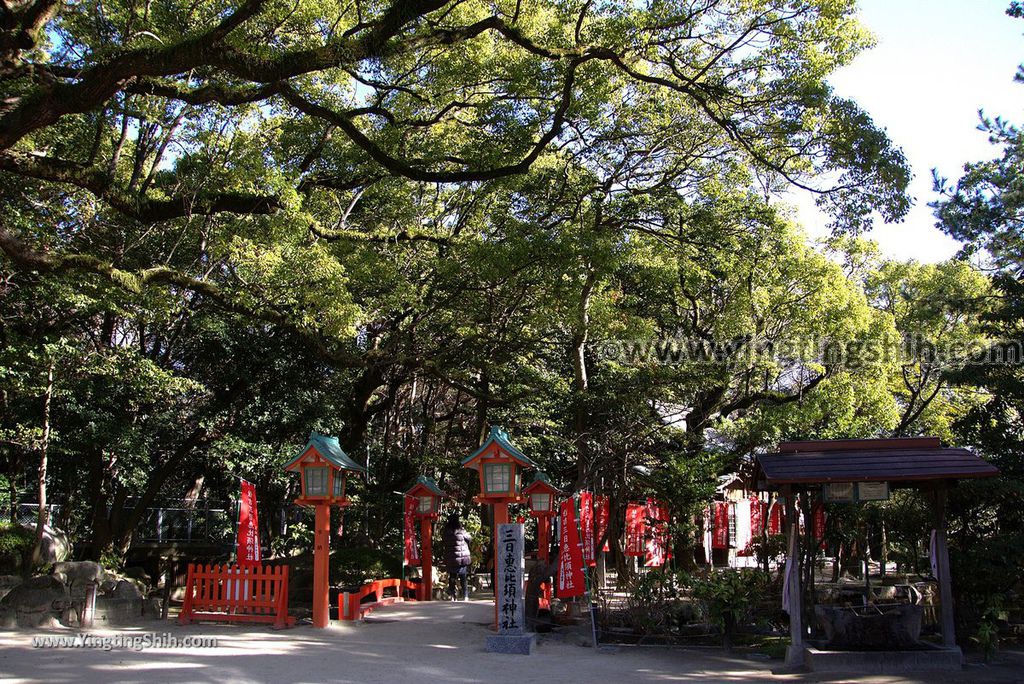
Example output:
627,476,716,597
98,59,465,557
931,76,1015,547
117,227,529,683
408,475,444,497
284,432,366,472
460,426,538,470
523,470,561,495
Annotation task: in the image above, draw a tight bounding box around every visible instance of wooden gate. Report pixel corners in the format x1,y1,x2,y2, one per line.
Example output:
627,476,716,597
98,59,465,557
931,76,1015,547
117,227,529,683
178,563,294,628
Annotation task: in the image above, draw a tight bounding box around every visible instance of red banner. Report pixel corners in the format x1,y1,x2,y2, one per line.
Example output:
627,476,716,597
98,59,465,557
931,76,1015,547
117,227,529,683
644,499,669,567
812,502,827,549
624,503,645,556
659,502,672,562
579,491,595,567
404,496,420,566
767,500,782,535
749,497,765,540
712,501,729,549
237,479,261,565
595,495,610,552
557,498,586,598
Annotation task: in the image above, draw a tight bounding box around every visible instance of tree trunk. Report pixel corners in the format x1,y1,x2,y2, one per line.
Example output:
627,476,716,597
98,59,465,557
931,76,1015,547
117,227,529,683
572,269,597,488
30,357,54,571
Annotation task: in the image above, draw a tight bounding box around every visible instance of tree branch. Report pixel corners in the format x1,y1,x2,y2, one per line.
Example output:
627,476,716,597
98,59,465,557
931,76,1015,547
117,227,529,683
0,151,282,221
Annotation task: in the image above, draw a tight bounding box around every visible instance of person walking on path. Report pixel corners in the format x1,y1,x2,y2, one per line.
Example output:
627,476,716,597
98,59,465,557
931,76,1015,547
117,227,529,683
443,514,473,601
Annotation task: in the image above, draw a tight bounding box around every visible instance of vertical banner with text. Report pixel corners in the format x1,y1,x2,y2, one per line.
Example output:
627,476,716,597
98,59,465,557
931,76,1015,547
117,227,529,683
579,491,595,567
812,502,827,550
404,496,421,566
643,499,670,567
237,479,261,566
712,501,729,549
767,500,782,535
557,498,586,598
595,495,610,552
624,503,645,556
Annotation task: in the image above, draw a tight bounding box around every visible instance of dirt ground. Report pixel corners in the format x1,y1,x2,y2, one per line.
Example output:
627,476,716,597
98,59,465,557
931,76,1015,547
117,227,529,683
0,599,1022,683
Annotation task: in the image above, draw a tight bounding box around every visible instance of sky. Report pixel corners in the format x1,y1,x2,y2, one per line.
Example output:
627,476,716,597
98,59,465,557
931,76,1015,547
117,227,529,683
792,0,1024,262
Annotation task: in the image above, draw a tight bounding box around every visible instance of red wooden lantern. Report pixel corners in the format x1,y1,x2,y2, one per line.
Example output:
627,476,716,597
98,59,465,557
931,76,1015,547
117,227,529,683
461,426,536,628
284,432,365,507
405,476,444,601
460,426,537,504
405,476,444,519
283,432,365,628
523,471,561,518
522,471,561,576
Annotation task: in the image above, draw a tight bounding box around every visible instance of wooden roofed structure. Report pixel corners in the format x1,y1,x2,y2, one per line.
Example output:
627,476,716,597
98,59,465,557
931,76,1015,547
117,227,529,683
755,437,999,668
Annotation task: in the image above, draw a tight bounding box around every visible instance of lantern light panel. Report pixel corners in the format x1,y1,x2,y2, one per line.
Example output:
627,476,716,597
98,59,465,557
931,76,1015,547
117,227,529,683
530,492,551,512
304,466,329,497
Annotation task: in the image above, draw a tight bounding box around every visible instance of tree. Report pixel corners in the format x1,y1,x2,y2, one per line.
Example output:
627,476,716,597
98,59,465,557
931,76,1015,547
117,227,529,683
1,0,917,564
927,1,1024,629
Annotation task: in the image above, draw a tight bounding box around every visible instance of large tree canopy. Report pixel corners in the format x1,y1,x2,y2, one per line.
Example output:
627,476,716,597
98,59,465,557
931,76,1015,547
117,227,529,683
1,1,908,285
0,0,923,565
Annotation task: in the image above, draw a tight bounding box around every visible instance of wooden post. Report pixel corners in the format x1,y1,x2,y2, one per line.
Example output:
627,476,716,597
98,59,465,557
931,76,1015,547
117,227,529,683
493,502,509,629
783,487,804,668
932,486,957,649
420,517,433,601
312,503,331,628
538,515,552,603
537,516,550,563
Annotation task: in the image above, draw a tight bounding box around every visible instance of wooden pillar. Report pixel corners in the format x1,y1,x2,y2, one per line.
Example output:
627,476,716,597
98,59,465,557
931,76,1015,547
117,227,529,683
537,515,550,563
783,487,803,667
493,502,509,629
932,486,957,649
420,517,433,601
538,515,552,603
312,503,331,628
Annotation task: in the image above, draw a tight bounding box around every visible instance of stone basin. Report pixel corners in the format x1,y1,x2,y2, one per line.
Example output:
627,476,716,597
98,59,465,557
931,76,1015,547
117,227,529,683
814,604,923,650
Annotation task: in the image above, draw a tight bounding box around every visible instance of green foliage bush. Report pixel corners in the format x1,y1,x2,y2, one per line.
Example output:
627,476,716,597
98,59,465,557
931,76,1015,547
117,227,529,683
330,546,402,589
624,569,688,635
0,523,33,574
685,568,771,650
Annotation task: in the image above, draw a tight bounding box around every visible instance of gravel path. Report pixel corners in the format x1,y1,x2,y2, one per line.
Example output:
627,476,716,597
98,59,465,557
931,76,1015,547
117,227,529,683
1,599,1021,683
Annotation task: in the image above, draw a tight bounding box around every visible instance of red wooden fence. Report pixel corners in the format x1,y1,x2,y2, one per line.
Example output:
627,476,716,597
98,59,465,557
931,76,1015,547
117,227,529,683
339,578,419,621
178,563,294,629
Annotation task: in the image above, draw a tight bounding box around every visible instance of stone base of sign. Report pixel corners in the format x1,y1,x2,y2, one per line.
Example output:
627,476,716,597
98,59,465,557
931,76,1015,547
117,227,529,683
485,632,536,655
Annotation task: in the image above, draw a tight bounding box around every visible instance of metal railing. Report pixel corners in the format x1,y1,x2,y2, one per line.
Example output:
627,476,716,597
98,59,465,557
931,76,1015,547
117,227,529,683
0,503,62,528
2,501,232,545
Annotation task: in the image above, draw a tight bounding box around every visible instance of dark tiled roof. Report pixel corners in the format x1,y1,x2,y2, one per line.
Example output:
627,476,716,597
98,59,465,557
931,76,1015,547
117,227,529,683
757,438,998,485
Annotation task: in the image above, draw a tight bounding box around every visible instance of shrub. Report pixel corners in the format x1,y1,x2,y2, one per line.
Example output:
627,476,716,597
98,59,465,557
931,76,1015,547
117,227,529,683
330,546,402,588
685,568,770,650
0,524,34,574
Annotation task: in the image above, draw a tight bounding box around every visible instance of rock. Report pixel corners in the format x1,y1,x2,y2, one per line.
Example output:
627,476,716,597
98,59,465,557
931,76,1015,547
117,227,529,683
142,597,164,618
0,574,69,627
0,575,68,612
0,575,23,602
17,523,70,564
122,566,150,585
93,596,144,626
111,579,143,601
52,561,104,586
